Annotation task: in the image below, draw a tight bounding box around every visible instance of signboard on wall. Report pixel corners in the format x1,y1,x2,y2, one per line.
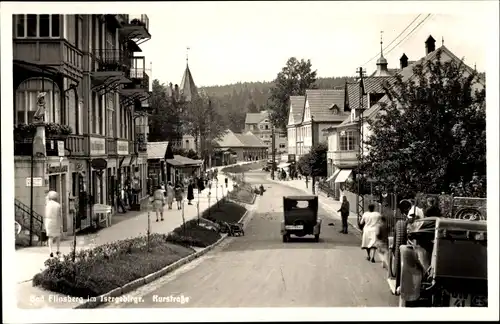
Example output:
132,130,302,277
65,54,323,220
58,141,65,157
117,140,129,155
26,177,43,187
90,137,106,156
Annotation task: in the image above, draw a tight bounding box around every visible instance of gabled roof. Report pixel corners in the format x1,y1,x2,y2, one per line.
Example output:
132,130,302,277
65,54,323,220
216,129,243,147
340,45,484,127
288,96,305,126
245,111,269,124
238,131,268,147
180,64,198,102
166,155,203,166
147,141,169,160
304,89,347,122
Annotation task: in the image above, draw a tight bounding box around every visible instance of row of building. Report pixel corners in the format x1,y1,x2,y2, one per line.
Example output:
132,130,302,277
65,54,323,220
11,13,271,241
284,35,484,200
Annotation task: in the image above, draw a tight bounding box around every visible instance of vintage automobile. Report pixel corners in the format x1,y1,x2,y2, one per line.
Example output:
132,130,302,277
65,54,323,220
388,194,487,307
281,196,321,242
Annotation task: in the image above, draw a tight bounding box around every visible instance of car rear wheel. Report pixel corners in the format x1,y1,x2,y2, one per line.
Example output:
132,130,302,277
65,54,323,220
394,220,408,290
282,234,289,243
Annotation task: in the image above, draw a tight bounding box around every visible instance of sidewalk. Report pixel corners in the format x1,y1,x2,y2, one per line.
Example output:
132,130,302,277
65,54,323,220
268,177,361,233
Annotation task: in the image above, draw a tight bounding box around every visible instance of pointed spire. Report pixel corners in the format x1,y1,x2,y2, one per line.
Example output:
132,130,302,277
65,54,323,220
375,31,390,77
186,46,190,65
474,63,477,71
180,47,198,102
442,36,444,46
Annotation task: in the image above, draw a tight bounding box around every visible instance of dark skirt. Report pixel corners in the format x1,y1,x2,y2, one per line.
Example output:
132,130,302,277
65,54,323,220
187,186,194,200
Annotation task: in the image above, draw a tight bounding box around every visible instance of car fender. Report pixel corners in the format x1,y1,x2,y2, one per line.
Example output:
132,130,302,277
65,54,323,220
399,245,423,302
313,219,322,235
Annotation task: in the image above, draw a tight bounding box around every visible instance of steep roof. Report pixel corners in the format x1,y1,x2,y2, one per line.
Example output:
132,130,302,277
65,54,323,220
215,129,268,148
304,89,347,122
166,155,203,166
180,64,198,102
216,129,243,147
340,45,484,126
288,96,305,125
245,111,269,124
147,141,169,160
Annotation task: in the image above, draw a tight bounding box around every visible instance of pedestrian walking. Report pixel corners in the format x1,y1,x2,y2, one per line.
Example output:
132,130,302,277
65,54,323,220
166,182,174,209
337,196,350,234
44,191,62,258
152,186,165,222
360,204,384,263
187,180,194,205
224,177,228,188
197,177,205,193
174,182,184,210
116,184,127,213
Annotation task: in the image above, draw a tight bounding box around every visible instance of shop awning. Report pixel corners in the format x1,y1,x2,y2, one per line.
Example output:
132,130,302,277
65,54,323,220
121,156,132,167
326,169,341,182
166,155,204,167
335,169,353,183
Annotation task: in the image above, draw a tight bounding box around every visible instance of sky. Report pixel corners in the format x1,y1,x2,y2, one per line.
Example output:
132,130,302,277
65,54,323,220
0,1,496,87
135,1,495,87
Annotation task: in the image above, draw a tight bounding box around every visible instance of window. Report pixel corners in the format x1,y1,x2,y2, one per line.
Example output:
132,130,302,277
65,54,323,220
15,78,61,124
279,144,286,149
265,125,269,130
339,130,358,151
106,93,114,137
259,125,264,130
16,14,60,38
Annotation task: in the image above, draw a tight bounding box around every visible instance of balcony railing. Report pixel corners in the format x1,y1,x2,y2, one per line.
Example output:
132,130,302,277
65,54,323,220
92,49,131,73
127,68,149,90
107,138,117,155
66,135,86,156
127,14,149,31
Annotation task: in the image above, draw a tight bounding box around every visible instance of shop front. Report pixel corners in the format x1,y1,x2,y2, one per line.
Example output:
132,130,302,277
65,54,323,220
46,157,71,234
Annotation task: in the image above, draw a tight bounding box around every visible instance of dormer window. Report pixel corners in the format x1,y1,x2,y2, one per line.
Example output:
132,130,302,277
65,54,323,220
330,104,340,114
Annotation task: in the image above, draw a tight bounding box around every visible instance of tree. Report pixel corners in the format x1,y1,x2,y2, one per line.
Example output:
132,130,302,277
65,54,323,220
362,49,486,198
296,143,328,194
268,57,317,130
148,80,184,142
246,100,259,113
182,94,227,166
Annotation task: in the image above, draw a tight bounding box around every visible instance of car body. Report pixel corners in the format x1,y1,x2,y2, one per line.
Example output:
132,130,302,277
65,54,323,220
281,195,321,242
398,217,487,307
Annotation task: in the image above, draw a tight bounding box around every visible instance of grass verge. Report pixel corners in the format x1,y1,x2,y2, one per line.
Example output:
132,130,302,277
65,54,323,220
227,183,256,204
31,200,248,298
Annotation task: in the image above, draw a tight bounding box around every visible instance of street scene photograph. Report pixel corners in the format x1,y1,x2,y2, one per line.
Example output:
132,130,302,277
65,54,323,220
2,1,498,323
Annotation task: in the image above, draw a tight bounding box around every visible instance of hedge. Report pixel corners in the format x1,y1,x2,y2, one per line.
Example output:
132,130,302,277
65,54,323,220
227,184,256,205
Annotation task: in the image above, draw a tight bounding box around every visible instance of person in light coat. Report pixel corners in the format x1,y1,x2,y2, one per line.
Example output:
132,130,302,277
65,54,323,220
45,191,62,258
360,203,384,263
152,185,165,222
166,182,175,210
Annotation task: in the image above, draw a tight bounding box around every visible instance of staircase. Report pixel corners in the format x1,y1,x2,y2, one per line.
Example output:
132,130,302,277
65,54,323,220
15,199,44,246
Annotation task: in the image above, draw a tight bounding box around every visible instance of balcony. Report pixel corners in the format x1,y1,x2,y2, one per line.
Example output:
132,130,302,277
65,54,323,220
13,39,83,81
135,127,147,153
332,150,359,168
120,56,150,107
119,14,151,45
66,135,86,156
91,49,132,92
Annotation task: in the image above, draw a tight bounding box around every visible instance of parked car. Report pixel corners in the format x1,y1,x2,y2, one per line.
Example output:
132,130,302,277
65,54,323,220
281,196,321,242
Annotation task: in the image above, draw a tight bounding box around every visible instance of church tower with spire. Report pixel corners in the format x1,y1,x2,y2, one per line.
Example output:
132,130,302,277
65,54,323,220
373,31,391,77
180,47,199,102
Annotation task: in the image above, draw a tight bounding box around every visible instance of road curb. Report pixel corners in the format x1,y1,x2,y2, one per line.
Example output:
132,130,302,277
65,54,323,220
75,207,252,309
266,176,362,234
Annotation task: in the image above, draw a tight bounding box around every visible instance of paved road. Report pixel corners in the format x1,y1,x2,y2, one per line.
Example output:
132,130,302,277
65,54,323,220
102,170,398,308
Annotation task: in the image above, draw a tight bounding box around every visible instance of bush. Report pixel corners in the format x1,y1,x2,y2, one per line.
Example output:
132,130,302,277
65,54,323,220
170,219,222,247
32,234,194,298
203,199,247,224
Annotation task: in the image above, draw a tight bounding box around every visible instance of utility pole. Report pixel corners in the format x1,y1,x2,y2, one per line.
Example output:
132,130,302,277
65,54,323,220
271,126,276,180
208,98,212,169
356,67,366,228
311,116,316,195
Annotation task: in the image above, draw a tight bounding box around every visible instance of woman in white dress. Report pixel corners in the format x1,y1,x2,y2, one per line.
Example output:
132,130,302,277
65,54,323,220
45,191,62,258
360,203,384,263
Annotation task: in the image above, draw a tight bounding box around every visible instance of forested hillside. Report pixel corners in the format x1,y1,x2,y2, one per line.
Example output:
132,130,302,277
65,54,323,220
200,76,355,132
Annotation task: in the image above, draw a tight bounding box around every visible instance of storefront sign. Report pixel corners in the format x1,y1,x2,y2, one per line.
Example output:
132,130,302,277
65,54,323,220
90,137,106,156
117,140,129,155
47,165,68,174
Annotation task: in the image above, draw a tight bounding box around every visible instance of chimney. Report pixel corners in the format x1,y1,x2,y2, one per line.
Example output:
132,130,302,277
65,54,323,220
425,35,436,55
174,84,180,100
400,53,408,69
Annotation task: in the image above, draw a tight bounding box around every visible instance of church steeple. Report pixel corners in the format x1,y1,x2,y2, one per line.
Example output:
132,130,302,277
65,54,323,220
374,31,390,77
180,46,198,102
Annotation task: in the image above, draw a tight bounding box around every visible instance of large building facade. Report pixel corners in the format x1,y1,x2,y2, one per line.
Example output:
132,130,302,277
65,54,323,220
13,14,152,238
